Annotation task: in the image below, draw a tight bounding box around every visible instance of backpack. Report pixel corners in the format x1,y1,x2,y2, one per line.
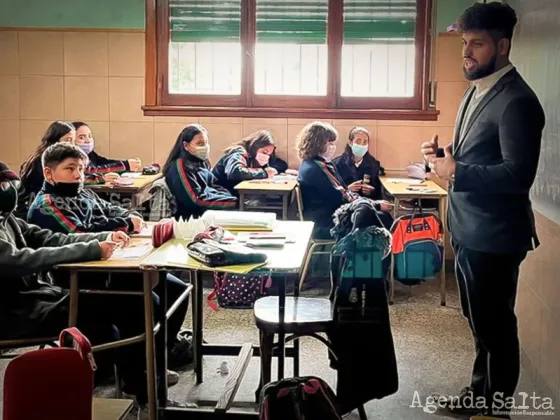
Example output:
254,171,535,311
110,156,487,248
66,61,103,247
259,376,342,420
207,272,272,310
390,211,444,285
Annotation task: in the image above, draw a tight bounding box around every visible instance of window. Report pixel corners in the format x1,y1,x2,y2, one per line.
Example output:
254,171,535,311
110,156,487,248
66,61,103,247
144,0,436,119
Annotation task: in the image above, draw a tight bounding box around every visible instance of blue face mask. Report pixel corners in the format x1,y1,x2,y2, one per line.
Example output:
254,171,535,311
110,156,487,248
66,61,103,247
351,143,368,158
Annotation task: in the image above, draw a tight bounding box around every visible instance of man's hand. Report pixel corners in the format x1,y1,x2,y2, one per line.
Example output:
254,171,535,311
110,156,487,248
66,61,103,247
265,167,278,178
111,231,130,247
99,241,118,260
348,181,362,192
361,184,375,196
421,134,439,161
129,215,144,233
430,145,456,181
377,200,394,212
128,158,142,172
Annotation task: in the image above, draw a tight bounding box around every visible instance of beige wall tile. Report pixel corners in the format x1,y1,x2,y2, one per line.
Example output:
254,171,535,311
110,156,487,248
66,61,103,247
0,120,21,163
199,117,244,125
333,119,377,126
110,122,154,165
243,121,288,151
154,116,199,123
203,123,244,164
19,76,64,120
154,122,185,166
109,77,151,122
288,118,332,125
287,123,307,169
0,31,19,75
539,306,560,395
376,125,426,169
435,35,465,83
432,81,469,126
516,281,542,368
108,33,145,77
19,31,63,76
87,121,111,157
64,76,109,121
64,32,108,76
421,126,456,150
20,120,52,161
0,76,20,120
242,118,287,126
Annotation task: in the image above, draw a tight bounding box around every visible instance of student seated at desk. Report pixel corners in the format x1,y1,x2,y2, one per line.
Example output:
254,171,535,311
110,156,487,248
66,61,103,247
0,161,187,414
296,121,393,239
333,126,385,200
163,124,237,219
72,121,143,178
27,142,145,234
212,130,278,195
16,121,76,219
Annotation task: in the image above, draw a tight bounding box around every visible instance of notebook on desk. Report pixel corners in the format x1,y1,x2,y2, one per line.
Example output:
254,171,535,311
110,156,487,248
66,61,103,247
201,210,277,231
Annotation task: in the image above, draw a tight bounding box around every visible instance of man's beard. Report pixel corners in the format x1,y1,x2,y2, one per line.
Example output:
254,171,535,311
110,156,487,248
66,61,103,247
463,54,497,81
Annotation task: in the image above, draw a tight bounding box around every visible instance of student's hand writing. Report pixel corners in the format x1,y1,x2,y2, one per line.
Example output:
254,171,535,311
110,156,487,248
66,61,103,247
111,231,130,247
129,215,144,233
128,158,142,172
348,181,362,192
361,184,375,195
378,200,394,212
265,167,278,178
99,241,118,260
421,134,439,161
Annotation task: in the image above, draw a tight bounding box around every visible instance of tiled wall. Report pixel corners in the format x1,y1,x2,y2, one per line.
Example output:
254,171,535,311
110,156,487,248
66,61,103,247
0,29,468,175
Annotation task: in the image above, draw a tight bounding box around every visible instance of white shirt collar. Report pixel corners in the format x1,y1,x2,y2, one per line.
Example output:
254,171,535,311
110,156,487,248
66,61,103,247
472,63,514,98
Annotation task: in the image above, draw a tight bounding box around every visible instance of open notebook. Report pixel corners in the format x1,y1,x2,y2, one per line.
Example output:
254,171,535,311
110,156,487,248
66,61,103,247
200,210,277,231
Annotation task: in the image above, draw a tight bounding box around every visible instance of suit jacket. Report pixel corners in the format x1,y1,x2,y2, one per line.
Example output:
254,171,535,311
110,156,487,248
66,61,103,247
448,68,545,254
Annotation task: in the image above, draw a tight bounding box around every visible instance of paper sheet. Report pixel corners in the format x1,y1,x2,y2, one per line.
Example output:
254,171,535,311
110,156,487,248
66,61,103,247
387,178,425,184
110,244,151,260
121,172,143,178
131,224,154,238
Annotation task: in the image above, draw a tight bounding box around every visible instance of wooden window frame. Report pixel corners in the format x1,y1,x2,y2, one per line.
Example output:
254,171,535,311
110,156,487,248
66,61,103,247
143,0,438,120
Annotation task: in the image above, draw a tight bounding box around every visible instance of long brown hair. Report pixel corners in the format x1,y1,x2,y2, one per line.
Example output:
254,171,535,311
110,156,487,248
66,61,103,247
295,121,338,160
20,121,75,180
225,130,275,159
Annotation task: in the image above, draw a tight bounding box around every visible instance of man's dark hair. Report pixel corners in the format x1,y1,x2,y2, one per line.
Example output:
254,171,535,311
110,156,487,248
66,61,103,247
42,142,88,170
458,2,518,42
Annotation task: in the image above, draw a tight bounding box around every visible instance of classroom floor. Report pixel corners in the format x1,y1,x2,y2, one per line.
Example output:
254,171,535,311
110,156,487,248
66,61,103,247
0,276,556,420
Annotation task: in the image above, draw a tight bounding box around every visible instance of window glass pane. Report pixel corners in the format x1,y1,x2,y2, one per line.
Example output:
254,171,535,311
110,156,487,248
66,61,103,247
341,0,417,98
255,0,328,96
168,0,242,95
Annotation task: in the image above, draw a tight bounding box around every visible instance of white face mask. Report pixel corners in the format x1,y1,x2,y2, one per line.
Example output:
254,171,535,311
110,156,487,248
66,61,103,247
256,152,270,166
191,144,210,161
321,143,336,161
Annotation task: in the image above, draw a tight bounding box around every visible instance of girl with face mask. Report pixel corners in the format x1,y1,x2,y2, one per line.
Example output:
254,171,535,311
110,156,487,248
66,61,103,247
72,122,143,180
212,130,278,196
163,124,237,219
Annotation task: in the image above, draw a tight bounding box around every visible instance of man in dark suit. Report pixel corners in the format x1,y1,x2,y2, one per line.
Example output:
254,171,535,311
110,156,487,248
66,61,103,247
421,2,545,419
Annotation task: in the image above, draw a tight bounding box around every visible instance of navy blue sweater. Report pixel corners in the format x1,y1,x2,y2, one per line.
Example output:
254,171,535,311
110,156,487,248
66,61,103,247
212,146,268,195
333,150,384,200
27,182,140,234
85,151,130,175
165,153,237,219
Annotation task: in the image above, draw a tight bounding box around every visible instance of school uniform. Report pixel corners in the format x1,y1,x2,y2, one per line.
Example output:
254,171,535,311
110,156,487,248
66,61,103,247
16,157,44,220
269,154,288,174
333,150,383,200
27,182,141,234
212,146,268,195
85,151,130,175
165,152,238,219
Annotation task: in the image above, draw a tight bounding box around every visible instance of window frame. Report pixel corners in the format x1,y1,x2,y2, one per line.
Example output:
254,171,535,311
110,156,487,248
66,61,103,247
143,0,438,120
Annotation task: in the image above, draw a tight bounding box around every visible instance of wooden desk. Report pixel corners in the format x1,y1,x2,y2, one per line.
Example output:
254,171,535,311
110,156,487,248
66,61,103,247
93,398,134,420
234,180,298,220
380,177,448,306
86,173,163,209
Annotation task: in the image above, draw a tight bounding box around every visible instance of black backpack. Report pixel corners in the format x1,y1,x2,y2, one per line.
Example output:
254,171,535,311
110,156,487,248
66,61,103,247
259,376,342,420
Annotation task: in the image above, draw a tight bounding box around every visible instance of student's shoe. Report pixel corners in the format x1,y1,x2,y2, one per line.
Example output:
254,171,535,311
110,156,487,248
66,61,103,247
167,369,180,387
429,386,485,415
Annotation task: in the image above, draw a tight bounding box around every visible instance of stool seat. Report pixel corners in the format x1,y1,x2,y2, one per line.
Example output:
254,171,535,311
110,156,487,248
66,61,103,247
254,296,332,334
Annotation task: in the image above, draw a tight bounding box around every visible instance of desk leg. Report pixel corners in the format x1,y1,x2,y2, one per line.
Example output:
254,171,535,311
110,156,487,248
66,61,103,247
282,194,288,221
69,272,79,327
156,271,168,407
143,272,157,420
239,193,245,212
277,273,286,380
193,270,204,383
439,197,447,306
293,273,300,377
389,198,399,305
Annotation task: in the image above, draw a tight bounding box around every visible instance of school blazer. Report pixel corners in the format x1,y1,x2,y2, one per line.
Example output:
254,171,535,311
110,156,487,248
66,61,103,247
448,68,545,254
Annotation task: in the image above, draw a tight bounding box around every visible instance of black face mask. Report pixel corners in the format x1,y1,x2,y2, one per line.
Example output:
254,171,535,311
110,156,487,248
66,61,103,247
0,180,19,214
51,181,83,197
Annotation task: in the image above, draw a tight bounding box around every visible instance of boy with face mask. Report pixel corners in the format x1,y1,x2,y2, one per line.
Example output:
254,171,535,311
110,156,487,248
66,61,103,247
27,143,145,234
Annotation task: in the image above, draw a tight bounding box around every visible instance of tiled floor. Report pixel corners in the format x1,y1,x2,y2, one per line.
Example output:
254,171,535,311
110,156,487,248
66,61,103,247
1,277,557,420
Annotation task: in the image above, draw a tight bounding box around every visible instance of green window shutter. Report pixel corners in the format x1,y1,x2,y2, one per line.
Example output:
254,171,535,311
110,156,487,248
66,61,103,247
256,0,329,44
169,0,241,42
343,0,417,44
